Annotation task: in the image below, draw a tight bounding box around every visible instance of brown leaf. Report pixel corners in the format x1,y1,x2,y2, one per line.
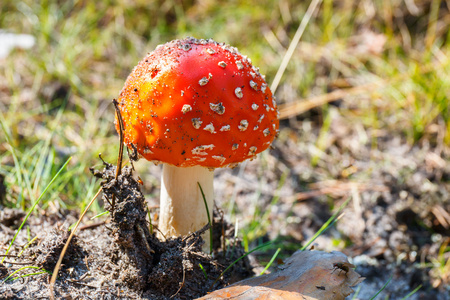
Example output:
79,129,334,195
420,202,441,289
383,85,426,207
199,250,364,300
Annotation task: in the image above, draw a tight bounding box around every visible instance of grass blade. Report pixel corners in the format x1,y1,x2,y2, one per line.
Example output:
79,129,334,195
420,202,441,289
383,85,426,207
211,241,272,289
400,284,422,300
3,266,41,282
199,263,208,280
369,275,393,300
300,197,350,251
1,157,72,263
259,247,281,276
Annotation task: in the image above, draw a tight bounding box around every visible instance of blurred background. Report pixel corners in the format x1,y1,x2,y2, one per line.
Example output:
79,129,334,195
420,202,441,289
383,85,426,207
0,0,449,298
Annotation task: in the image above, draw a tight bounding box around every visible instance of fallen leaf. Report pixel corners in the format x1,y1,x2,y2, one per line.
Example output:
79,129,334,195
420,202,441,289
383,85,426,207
199,250,364,300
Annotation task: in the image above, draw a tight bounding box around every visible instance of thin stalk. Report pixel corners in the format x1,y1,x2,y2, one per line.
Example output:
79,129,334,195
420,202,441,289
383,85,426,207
49,187,102,300
198,182,213,254
270,0,323,93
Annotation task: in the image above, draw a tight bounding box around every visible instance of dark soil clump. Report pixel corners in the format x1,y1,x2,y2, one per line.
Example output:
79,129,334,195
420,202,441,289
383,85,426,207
31,228,85,272
0,158,253,299
92,160,230,298
0,208,25,228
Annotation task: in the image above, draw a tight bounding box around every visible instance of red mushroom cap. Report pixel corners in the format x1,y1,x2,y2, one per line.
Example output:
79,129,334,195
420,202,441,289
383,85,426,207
116,37,279,168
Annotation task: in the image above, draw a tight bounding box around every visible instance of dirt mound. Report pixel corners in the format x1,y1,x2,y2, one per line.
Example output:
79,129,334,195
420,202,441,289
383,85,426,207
0,161,253,299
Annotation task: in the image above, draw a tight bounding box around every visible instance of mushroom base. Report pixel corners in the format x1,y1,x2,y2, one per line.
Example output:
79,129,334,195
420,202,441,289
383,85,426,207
159,164,214,250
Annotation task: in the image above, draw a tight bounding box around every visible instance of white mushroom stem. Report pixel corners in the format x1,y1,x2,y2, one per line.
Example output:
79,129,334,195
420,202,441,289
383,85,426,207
159,164,214,251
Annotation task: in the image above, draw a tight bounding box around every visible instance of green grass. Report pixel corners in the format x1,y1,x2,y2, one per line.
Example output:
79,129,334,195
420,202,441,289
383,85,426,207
1,1,448,211
1,156,71,263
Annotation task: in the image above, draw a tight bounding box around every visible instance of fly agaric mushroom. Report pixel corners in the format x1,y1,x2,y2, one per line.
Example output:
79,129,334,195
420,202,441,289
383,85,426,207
115,37,279,249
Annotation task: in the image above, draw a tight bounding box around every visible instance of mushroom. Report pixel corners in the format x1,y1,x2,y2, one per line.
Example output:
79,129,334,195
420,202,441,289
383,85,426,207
115,37,279,250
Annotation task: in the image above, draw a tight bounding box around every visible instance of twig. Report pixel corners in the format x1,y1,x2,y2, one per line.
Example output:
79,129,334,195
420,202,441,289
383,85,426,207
78,221,107,231
278,83,379,119
289,181,388,203
49,188,102,300
136,225,155,254
112,99,125,178
1,261,34,265
170,266,185,298
112,99,125,211
66,279,98,289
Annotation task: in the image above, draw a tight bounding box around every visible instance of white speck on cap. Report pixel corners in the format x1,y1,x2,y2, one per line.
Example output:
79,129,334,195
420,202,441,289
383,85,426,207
218,61,227,68
261,83,267,93
181,104,192,114
192,144,215,156
203,123,216,133
238,120,249,131
199,77,208,86
210,102,225,115
235,87,243,99
212,155,226,164
192,118,203,129
251,103,259,110
220,125,230,131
